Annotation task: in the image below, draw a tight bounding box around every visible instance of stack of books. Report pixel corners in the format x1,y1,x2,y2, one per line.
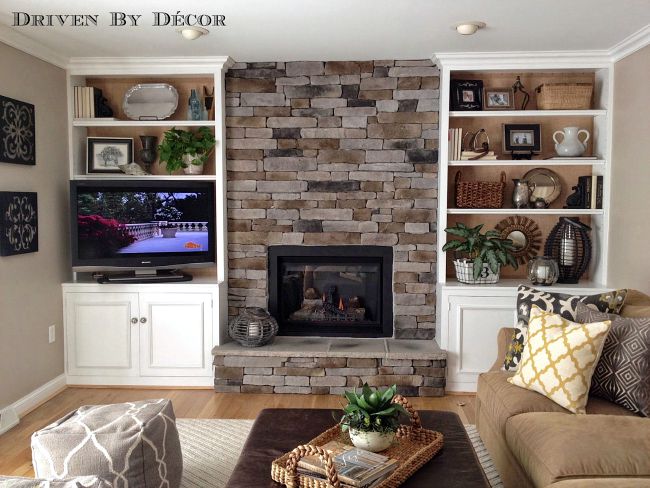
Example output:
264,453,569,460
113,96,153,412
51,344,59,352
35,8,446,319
297,441,399,488
576,175,604,209
448,128,463,161
73,86,111,119
460,150,497,160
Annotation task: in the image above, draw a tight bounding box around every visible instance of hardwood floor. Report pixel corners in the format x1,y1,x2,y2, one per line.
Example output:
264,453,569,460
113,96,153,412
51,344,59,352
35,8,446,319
0,387,475,478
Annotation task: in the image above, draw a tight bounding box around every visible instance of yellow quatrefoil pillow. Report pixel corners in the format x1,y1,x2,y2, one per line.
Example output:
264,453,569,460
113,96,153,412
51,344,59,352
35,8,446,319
508,305,611,414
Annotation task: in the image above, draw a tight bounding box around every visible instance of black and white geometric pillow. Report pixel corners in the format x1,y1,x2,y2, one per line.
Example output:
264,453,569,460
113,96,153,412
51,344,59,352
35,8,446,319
503,285,628,371
577,303,650,417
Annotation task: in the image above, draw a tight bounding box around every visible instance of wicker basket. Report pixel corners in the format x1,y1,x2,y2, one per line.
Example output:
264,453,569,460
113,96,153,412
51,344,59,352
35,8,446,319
455,170,505,209
535,83,593,110
271,396,444,488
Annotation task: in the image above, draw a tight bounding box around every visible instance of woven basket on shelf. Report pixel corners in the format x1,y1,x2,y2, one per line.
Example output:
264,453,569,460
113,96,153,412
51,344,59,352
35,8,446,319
535,83,593,110
271,396,444,488
455,170,505,209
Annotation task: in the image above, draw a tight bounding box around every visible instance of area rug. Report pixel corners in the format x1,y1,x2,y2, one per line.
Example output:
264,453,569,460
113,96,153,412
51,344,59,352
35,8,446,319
176,419,503,488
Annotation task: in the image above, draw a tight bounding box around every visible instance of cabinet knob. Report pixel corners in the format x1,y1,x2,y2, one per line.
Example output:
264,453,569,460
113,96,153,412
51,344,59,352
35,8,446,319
131,317,138,324
140,317,147,324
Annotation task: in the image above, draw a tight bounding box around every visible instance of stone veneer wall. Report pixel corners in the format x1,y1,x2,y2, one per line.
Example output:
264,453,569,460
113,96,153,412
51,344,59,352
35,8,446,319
225,60,439,339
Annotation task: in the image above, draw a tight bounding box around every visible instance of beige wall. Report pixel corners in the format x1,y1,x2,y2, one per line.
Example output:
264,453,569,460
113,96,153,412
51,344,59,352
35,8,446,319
0,43,69,408
609,45,650,294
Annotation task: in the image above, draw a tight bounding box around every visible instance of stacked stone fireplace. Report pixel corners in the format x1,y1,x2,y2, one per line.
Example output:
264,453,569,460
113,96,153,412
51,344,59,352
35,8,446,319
226,59,440,340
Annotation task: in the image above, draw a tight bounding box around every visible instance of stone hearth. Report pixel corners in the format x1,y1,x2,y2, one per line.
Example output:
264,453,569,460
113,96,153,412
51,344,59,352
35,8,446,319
212,337,447,396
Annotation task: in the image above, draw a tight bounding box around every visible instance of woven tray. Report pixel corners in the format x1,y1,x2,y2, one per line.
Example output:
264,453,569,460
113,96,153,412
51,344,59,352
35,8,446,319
271,396,444,488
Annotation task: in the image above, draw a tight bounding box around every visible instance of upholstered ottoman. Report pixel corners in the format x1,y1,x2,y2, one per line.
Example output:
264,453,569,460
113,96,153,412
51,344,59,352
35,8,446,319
0,476,111,488
31,399,183,488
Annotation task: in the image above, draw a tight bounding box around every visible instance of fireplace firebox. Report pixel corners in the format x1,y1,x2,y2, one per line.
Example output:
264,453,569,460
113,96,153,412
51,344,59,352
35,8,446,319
268,246,393,337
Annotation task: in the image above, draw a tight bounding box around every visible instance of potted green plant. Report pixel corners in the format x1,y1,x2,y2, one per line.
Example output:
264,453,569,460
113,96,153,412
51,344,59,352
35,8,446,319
340,384,408,452
442,223,518,284
158,126,216,175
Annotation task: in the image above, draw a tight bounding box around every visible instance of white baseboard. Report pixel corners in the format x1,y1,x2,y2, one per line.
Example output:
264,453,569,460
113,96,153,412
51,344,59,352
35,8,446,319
0,374,67,435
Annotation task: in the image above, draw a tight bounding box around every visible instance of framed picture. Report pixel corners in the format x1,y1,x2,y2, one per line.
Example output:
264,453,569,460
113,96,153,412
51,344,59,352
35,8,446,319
483,88,515,110
450,80,483,111
0,191,38,256
0,95,35,165
87,137,133,173
503,124,542,155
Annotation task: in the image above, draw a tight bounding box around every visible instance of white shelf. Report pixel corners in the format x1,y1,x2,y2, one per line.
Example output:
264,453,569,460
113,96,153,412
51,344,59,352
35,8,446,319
448,159,605,166
72,119,217,127
72,174,217,181
449,110,606,118
447,208,604,215
442,278,609,291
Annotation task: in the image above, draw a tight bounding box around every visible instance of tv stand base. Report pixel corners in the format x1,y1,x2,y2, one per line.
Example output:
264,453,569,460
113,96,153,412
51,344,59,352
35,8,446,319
96,269,193,284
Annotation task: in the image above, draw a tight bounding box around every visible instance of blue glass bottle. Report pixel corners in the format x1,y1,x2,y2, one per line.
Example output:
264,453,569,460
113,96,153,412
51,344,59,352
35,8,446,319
188,89,201,121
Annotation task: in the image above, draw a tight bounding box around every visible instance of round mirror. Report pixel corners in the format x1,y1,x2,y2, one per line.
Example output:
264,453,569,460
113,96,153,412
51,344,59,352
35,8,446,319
495,216,542,265
507,230,527,250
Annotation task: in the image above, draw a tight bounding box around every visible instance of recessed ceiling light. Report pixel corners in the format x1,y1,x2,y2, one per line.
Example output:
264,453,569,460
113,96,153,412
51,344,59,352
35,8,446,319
177,26,209,40
455,21,486,36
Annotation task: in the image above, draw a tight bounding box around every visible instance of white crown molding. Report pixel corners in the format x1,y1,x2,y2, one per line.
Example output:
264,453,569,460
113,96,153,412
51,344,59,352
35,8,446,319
0,23,67,68
67,56,234,75
609,24,650,62
433,50,613,69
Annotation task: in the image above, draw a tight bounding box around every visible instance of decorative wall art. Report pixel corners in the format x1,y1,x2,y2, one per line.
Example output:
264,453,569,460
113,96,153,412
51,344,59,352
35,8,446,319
0,191,38,256
0,95,35,165
495,215,542,265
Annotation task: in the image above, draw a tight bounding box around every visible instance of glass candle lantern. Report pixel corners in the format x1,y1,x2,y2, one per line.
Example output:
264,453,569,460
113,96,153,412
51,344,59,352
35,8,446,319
527,256,559,286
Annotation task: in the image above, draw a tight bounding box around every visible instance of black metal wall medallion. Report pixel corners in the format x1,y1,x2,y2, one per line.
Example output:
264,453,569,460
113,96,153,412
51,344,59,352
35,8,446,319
0,95,35,165
0,192,38,256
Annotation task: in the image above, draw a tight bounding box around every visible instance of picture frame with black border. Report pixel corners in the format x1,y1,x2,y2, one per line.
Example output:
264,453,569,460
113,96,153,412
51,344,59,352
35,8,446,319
450,79,483,111
503,123,542,155
484,87,515,110
87,137,133,173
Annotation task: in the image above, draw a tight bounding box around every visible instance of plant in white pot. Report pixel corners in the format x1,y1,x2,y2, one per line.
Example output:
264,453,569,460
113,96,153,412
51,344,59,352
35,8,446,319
340,384,408,452
158,126,215,175
443,223,518,284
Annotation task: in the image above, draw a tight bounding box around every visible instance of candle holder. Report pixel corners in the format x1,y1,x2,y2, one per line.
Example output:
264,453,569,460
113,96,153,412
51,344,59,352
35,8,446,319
527,256,559,286
544,217,592,284
229,307,278,347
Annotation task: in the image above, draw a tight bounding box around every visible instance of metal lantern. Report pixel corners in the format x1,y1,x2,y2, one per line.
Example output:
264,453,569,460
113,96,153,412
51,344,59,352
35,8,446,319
229,307,278,347
527,256,560,286
544,217,592,284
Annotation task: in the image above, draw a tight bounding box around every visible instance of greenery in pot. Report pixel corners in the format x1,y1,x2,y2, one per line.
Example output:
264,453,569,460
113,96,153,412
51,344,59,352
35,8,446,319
442,223,518,280
340,384,407,434
158,126,216,174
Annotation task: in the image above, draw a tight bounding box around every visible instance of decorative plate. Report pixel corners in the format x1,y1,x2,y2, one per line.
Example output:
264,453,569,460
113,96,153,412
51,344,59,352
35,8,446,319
122,83,178,120
523,167,562,204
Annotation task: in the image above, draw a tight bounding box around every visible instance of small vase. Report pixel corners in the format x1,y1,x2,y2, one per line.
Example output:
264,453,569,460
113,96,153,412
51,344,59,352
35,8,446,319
349,429,395,453
183,154,204,175
139,135,158,172
188,89,201,121
553,127,590,157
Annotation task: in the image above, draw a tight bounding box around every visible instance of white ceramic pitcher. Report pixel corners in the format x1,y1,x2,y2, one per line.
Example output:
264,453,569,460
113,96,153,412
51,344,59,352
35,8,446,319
553,127,590,157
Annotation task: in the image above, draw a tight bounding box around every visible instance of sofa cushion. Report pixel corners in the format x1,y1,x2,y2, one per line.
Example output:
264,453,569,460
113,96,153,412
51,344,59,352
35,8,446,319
504,286,627,371
0,476,111,488
31,399,182,488
621,290,650,318
506,412,650,487
508,306,611,414
478,371,633,435
577,302,650,416
547,480,650,488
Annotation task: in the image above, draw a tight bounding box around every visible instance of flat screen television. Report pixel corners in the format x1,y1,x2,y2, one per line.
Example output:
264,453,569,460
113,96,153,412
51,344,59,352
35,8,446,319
70,180,216,273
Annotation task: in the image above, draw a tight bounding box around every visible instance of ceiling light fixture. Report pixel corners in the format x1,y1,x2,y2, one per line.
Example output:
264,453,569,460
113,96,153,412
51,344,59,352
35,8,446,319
177,26,209,40
455,21,486,36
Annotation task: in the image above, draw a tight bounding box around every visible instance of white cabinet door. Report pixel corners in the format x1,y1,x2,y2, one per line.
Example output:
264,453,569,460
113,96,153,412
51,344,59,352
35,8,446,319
65,292,139,377
447,295,517,391
138,293,213,377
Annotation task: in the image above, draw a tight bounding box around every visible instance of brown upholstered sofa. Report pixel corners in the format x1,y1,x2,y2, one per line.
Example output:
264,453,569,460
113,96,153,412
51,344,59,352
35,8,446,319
476,290,650,488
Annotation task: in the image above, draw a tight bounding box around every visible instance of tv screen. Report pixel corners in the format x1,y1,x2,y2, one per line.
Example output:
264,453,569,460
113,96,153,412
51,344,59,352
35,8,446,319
70,180,216,270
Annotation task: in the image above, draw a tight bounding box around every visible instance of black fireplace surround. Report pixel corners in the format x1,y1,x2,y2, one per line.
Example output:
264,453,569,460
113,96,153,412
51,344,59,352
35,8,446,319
268,246,393,338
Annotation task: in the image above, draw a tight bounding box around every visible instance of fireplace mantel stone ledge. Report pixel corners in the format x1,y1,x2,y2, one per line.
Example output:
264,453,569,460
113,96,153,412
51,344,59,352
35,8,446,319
212,338,446,397
212,337,446,360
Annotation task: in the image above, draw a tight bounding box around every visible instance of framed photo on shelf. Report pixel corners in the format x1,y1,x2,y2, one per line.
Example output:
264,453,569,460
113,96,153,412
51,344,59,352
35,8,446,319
87,137,133,173
483,87,515,110
450,80,483,111
502,124,542,157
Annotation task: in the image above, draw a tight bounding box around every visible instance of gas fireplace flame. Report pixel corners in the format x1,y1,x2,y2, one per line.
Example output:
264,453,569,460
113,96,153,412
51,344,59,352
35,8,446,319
338,297,344,311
